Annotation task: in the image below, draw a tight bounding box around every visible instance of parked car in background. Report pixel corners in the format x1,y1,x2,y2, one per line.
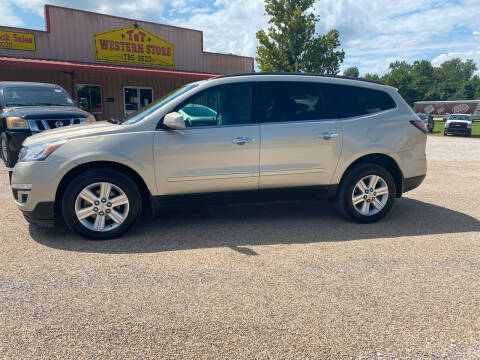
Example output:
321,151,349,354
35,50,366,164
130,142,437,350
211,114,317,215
444,114,473,137
0,82,96,167
416,113,428,127
11,73,427,239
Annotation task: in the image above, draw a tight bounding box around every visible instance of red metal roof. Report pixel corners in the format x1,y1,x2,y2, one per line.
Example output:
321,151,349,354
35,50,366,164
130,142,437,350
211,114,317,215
0,56,219,80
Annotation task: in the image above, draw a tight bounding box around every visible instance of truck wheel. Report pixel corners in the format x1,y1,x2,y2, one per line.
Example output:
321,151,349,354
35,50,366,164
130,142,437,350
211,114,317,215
336,163,396,223
466,131,471,137
1,133,18,167
62,169,142,239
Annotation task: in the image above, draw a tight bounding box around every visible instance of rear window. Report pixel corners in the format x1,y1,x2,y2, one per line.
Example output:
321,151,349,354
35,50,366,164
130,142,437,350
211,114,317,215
329,85,396,118
255,82,330,123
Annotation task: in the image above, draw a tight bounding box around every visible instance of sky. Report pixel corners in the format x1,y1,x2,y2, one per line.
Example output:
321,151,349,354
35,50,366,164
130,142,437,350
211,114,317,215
2,0,480,75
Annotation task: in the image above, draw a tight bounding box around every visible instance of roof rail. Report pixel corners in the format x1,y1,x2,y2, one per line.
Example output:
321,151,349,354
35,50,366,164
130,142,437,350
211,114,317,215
211,72,385,85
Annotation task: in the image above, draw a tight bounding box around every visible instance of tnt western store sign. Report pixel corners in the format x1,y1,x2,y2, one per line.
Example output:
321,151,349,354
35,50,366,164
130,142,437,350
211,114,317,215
95,24,174,67
0,5,254,121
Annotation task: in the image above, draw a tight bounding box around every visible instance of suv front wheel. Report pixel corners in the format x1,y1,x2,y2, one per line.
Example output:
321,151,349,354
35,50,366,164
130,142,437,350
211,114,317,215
336,163,396,223
62,169,142,239
1,133,18,167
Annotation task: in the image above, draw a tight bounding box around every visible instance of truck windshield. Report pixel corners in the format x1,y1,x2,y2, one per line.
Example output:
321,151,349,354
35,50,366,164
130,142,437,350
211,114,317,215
3,87,74,107
122,83,199,124
449,115,470,121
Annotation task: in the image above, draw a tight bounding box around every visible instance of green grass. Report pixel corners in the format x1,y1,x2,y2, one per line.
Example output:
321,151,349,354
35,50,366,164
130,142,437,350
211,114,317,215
430,121,480,137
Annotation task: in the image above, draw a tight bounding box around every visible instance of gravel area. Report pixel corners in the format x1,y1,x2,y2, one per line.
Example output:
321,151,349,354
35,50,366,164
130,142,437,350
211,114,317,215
1,135,479,359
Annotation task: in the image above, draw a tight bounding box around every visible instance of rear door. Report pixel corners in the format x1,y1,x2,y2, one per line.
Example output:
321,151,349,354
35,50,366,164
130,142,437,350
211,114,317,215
255,81,343,188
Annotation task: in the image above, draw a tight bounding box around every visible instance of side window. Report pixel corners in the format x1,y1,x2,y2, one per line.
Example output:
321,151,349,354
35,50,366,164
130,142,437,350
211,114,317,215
177,83,252,127
255,82,328,123
333,85,396,118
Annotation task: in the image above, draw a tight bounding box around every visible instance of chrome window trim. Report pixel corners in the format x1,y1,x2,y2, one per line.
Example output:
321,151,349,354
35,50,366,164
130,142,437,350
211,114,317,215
157,123,260,131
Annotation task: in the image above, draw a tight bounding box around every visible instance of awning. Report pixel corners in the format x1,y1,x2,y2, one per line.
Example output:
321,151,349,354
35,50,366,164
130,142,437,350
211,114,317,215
0,56,219,80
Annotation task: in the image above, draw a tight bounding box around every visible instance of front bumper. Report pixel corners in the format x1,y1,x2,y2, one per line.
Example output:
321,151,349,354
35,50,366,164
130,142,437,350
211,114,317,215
11,159,71,227
444,127,470,135
22,202,55,227
4,130,31,151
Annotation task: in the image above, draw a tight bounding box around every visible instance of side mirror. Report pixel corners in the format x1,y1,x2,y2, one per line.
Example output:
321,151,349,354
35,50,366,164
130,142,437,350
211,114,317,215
163,112,186,129
78,97,89,110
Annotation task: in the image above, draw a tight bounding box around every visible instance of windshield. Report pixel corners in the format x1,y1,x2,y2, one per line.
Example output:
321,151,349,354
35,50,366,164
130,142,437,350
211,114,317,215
3,87,74,107
122,83,199,124
449,115,471,121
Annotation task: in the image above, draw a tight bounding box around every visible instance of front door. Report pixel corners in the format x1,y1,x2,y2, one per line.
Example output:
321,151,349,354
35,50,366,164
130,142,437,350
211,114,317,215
255,81,343,188
153,83,260,195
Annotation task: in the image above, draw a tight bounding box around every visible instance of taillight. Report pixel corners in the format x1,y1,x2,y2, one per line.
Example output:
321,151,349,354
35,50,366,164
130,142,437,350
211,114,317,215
410,120,427,134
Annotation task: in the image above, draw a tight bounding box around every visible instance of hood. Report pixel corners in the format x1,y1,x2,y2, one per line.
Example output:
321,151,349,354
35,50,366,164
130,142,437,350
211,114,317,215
4,106,89,119
22,121,120,147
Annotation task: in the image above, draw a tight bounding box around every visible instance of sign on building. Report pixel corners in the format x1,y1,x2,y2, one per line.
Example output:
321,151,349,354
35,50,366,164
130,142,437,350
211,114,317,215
0,30,35,51
94,24,174,67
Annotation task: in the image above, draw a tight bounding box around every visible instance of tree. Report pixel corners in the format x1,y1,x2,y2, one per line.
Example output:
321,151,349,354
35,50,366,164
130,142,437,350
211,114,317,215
463,82,475,100
367,58,479,105
385,67,416,105
411,60,434,101
343,66,359,78
364,73,380,81
256,0,345,74
389,60,412,73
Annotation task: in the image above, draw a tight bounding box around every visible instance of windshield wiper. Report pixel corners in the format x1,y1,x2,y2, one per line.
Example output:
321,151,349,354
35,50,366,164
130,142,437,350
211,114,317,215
108,118,120,124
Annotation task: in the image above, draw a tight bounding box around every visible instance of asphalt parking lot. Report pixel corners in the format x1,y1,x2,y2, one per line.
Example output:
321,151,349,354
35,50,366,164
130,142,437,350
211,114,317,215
1,136,479,359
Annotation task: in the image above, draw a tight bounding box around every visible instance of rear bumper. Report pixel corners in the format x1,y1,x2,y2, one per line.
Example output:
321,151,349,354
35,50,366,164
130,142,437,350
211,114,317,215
403,174,426,193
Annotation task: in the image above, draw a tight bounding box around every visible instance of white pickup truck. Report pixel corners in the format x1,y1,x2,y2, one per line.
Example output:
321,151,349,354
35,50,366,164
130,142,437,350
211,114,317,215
444,114,473,137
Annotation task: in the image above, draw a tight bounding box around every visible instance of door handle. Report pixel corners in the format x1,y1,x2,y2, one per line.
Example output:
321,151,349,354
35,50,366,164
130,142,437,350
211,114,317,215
232,137,253,145
318,132,339,140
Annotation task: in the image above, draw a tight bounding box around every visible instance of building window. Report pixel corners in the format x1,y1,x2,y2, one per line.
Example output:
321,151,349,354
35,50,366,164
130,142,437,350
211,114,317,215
124,87,154,116
77,84,103,114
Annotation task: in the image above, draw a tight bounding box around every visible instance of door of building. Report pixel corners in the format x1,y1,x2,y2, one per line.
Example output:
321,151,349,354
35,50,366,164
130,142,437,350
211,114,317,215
123,87,153,116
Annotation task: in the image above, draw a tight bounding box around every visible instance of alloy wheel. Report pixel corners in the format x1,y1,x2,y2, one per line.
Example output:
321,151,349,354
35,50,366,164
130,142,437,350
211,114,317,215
74,182,129,232
351,175,389,216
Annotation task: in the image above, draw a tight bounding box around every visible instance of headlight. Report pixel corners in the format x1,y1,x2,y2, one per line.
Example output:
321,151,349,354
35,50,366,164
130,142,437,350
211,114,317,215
7,117,29,130
444,122,449,128
85,114,96,124
467,122,472,129
18,139,66,162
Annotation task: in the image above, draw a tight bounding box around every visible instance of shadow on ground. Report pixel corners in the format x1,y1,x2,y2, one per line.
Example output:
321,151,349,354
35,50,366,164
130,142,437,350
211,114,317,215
30,197,480,254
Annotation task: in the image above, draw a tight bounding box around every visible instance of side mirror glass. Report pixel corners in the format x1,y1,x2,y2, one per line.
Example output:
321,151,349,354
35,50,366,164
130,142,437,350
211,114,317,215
163,112,186,129
78,97,89,110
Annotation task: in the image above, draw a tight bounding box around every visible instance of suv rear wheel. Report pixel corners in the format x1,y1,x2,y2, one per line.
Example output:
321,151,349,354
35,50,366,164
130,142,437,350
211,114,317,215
62,169,142,239
336,163,396,223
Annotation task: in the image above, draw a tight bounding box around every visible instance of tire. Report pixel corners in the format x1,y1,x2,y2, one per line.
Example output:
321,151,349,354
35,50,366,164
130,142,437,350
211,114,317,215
466,131,471,137
336,163,396,223
62,169,142,239
1,132,18,167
